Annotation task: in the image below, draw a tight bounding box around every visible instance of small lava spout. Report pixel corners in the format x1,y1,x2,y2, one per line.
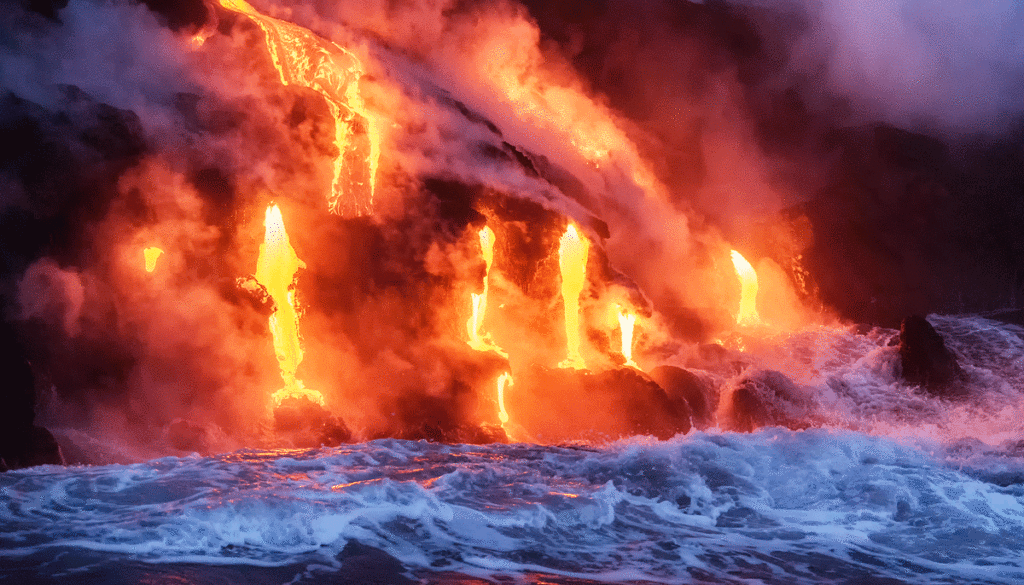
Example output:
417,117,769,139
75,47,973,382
496,372,512,427
558,224,590,370
467,226,507,358
730,250,761,326
254,205,324,407
218,0,380,217
190,31,209,49
143,247,164,273
617,306,639,369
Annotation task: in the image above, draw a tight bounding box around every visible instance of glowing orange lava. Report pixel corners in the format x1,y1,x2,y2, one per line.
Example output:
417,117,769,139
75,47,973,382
730,250,761,326
218,0,380,217
254,205,324,407
558,224,589,370
467,226,507,358
496,372,512,426
190,31,209,49
475,31,659,193
617,307,638,369
143,247,164,273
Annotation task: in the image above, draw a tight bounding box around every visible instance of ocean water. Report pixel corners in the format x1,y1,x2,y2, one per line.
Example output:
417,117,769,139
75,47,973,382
3,315,1024,584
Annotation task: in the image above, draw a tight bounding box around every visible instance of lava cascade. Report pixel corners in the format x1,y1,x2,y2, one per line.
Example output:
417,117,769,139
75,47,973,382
0,0,895,458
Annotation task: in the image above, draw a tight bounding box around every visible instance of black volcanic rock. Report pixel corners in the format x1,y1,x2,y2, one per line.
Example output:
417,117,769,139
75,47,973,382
648,365,714,429
371,347,511,444
508,365,691,442
18,0,68,21
0,426,63,471
374,384,509,444
0,88,146,273
720,370,812,432
793,122,1024,326
598,368,692,439
139,0,209,31
274,397,352,448
0,324,63,470
335,541,414,585
897,315,964,396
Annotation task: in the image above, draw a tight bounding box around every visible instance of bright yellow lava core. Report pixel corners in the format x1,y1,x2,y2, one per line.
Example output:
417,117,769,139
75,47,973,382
558,224,589,370
730,250,761,326
143,247,164,273
254,205,325,407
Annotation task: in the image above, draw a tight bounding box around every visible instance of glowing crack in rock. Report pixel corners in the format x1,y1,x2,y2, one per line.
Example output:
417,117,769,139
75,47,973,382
730,249,761,326
218,0,380,217
558,224,589,370
496,372,512,426
190,31,209,49
466,225,507,358
143,247,164,273
617,306,638,369
254,205,324,407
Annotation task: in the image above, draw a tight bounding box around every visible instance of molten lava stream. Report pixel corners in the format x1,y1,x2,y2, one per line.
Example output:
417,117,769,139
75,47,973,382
731,250,761,327
467,225,506,358
618,307,639,369
143,247,163,273
496,372,512,426
465,225,515,433
217,0,381,217
254,205,324,407
558,224,590,370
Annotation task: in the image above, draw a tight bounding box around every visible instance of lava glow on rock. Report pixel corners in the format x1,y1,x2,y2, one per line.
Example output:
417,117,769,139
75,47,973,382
11,0,1024,465
8,1,1024,582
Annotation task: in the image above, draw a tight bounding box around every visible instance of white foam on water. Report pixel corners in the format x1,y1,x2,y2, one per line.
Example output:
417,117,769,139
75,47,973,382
4,315,1024,583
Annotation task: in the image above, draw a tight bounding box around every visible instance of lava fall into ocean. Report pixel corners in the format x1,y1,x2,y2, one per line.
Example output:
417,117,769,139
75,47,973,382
4,0,1024,583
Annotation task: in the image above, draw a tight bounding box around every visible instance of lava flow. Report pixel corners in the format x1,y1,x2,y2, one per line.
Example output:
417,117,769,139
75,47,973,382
731,250,761,326
254,205,324,407
495,372,512,427
617,307,638,369
466,225,506,358
558,224,590,370
143,247,163,273
218,0,380,217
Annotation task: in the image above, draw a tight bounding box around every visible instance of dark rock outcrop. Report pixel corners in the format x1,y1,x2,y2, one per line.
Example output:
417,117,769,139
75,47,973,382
720,370,813,432
648,365,714,429
897,315,964,396
274,397,352,448
0,324,63,471
507,365,691,442
335,541,414,585
374,388,509,444
371,348,511,444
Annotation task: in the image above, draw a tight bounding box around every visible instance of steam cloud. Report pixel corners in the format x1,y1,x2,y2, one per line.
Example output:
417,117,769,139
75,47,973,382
744,0,1024,134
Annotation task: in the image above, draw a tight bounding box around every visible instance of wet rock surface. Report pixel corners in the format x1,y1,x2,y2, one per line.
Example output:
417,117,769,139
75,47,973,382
0,324,63,471
509,365,691,442
897,315,964,396
274,398,352,448
721,370,814,432
649,365,714,429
